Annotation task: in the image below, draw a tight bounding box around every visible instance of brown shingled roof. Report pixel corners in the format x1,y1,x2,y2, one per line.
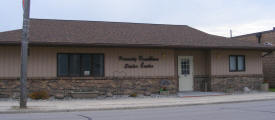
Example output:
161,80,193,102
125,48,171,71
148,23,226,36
0,19,273,50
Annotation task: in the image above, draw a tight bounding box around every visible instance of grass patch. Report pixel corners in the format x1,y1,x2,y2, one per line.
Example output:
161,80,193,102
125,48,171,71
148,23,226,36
269,88,275,92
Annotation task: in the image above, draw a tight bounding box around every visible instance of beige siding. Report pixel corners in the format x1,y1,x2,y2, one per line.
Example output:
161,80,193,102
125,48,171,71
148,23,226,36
0,46,57,77
0,46,20,77
211,50,263,75
176,50,209,76
28,47,57,77
0,46,175,77
0,46,263,78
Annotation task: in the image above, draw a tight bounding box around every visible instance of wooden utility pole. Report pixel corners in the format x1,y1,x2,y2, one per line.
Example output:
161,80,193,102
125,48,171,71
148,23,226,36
20,0,31,108
230,29,233,38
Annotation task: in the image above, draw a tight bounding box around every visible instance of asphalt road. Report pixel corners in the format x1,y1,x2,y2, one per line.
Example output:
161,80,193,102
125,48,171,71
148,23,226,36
1,100,275,120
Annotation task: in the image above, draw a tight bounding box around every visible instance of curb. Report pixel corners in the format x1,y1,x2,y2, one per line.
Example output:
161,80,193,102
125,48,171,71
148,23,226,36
1,98,275,114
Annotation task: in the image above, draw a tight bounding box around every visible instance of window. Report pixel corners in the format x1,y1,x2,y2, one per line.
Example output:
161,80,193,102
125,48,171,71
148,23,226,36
229,55,245,72
181,58,190,75
57,54,69,76
57,54,104,77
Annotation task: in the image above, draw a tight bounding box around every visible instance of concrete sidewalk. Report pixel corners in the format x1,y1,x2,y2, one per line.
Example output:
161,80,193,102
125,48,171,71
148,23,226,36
1,92,275,113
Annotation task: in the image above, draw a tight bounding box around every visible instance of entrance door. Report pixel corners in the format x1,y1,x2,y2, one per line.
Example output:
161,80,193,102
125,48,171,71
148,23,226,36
178,56,194,91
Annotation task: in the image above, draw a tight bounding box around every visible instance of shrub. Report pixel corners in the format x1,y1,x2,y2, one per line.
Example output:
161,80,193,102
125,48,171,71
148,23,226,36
129,93,137,97
160,87,167,92
29,91,50,100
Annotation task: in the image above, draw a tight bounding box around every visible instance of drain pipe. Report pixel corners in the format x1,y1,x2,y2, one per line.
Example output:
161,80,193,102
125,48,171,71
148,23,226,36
262,51,273,57
256,32,273,57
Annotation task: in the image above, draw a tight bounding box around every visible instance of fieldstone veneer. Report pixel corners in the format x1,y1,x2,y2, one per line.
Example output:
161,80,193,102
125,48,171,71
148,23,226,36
210,74,264,92
0,77,177,98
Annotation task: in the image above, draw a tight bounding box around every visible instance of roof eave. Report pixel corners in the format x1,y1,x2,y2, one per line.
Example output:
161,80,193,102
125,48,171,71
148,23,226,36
0,42,273,51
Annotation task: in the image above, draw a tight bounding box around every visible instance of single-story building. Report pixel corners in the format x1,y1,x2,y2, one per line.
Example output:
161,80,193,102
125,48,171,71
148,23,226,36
234,28,275,87
0,19,273,98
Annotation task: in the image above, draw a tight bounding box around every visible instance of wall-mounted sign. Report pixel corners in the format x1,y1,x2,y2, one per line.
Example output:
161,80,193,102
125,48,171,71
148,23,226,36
139,56,159,61
140,62,154,68
119,56,159,62
124,64,139,68
119,56,159,69
119,56,137,62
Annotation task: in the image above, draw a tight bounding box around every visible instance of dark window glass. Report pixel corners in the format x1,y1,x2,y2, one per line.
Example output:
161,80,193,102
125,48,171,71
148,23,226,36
229,55,245,72
58,54,69,76
57,54,104,77
92,55,104,77
69,54,80,76
229,56,237,71
81,55,92,76
237,56,245,71
181,59,190,75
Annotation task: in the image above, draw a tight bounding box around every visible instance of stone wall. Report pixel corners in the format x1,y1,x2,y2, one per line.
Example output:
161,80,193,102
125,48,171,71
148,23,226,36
263,52,275,88
210,74,264,92
0,77,177,98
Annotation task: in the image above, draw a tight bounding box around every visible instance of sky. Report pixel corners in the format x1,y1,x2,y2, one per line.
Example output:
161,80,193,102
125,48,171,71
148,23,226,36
0,0,274,37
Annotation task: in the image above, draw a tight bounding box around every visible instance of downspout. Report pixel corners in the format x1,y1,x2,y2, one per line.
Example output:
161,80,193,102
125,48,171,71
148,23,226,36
255,32,273,57
256,33,262,44
262,51,273,57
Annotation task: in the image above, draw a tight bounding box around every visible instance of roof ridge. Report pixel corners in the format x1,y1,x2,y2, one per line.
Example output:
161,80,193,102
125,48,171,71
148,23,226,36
30,18,189,27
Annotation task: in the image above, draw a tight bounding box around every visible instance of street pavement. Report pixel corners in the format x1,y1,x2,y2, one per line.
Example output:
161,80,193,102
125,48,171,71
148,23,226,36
1,100,275,120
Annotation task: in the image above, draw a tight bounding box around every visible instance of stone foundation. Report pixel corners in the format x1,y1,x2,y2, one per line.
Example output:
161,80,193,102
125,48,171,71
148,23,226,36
210,75,264,92
0,76,177,98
